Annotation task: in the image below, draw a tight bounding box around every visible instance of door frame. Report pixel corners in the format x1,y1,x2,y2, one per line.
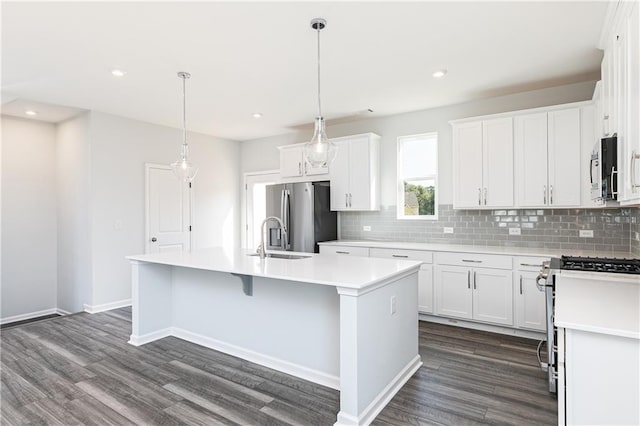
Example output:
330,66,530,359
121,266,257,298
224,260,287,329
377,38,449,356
144,163,193,254
242,170,280,249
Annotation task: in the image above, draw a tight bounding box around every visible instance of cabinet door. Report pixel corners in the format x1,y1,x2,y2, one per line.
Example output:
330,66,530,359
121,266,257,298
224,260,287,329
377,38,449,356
601,49,615,137
483,117,514,207
329,141,350,210
548,108,581,207
434,265,473,319
515,271,546,331
472,268,513,326
347,136,372,210
304,161,329,176
418,264,433,314
514,113,549,206
453,122,484,208
280,147,303,178
625,3,640,202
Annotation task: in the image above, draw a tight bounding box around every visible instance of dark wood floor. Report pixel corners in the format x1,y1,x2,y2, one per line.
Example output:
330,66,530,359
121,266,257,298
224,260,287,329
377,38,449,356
1,307,557,425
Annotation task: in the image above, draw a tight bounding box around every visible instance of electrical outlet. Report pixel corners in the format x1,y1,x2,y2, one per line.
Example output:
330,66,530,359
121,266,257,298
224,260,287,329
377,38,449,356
509,227,521,236
390,296,397,315
363,225,371,232
579,230,594,238
443,227,454,234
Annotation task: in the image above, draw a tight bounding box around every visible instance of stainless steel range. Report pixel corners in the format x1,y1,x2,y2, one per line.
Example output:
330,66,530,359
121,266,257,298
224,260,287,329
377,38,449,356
536,256,640,394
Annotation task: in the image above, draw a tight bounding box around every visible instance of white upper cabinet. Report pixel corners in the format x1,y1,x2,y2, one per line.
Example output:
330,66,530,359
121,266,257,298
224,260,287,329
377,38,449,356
515,108,582,208
278,144,329,181
608,2,640,205
329,133,380,211
453,118,513,208
453,122,483,208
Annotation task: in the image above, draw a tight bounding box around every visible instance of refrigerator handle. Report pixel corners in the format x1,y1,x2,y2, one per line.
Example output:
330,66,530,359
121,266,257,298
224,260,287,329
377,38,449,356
281,189,291,250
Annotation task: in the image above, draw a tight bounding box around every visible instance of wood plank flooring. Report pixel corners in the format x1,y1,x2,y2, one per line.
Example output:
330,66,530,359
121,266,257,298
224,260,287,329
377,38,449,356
1,307,557,425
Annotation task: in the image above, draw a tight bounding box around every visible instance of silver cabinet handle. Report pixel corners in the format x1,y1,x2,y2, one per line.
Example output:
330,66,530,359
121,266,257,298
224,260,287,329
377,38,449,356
298,162,302,175
631,151,640,189
611,166,618,196
543,185,547,204
467,270,471,289
473,271,477,289
345,193,348,208
483,188,487,205
520,263,542,267
519,275,523,295
478,188,481,206
462,259,482,263
349,193,352,207
304,162,308,175
550,185,553,205
392,254,409,258
335,250,350,255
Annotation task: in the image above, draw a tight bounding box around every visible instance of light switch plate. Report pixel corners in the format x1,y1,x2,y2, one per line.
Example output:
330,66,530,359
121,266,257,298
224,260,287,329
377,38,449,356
579,230,594,238
509,227,521,235
443,227,454,234
363,225,371,232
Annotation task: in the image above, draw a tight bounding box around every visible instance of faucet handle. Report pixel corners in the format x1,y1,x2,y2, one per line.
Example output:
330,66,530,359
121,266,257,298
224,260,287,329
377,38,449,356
256,244,262,254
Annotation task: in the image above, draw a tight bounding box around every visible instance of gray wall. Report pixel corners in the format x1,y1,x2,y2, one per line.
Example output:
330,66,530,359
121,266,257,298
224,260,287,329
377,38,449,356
2,116,58,320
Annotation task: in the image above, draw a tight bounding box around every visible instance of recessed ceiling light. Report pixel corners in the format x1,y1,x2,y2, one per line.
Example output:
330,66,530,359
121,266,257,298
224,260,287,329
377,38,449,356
252,113,263,119
111,69,126,77
432,69,448,78
25,110,37,116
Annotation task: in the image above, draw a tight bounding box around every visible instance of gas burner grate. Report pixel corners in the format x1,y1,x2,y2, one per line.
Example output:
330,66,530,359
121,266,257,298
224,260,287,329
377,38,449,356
560,256,640,274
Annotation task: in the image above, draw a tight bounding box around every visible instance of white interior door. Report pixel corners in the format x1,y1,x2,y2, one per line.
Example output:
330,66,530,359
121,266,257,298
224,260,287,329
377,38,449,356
145,164,191,254
244,171,280,249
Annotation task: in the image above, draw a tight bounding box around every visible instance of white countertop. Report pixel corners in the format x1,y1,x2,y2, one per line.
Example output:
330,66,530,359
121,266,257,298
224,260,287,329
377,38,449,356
319,240,636,259
127,247,422,290
554,270,640,339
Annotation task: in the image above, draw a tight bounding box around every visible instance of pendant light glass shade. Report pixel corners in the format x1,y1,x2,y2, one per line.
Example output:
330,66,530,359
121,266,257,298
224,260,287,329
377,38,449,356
304,18,336,169
171,71,199,183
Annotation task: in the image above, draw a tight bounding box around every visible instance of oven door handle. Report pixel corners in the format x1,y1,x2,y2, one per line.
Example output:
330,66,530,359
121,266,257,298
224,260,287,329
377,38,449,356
537,340,548,372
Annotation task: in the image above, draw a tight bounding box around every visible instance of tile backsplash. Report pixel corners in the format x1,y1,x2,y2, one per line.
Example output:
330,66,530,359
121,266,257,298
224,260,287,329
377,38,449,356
340,204,639,254
631,208,640,256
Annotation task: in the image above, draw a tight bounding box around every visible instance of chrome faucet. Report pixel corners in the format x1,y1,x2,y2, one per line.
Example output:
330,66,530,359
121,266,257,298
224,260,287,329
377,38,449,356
258,216,287,259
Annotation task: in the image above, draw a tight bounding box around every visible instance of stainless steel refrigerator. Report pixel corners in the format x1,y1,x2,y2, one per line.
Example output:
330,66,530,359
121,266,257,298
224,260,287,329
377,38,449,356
264,181,337,253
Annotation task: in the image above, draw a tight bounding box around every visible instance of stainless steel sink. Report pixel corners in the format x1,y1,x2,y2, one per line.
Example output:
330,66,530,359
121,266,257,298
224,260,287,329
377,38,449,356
247,253,311,260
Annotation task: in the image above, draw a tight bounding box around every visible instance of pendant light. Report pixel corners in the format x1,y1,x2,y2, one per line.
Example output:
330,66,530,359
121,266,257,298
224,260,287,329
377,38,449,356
171,71,199,182
304,18,336,169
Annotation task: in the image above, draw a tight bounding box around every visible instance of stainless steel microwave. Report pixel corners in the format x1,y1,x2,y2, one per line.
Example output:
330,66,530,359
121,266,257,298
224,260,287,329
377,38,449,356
590,136,618,201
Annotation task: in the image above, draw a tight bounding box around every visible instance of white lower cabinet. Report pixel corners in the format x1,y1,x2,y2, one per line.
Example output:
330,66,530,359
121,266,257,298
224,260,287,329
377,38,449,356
514,271,546,331
434,265,473,319
369,248,433,314
435,260,513,326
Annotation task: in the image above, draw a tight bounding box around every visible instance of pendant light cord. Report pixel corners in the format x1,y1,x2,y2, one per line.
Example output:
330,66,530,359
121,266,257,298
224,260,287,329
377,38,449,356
316,25,322,118
182,75,187,158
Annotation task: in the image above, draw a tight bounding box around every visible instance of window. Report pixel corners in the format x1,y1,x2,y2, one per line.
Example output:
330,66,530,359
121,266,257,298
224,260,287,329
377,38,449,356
397,133,438,219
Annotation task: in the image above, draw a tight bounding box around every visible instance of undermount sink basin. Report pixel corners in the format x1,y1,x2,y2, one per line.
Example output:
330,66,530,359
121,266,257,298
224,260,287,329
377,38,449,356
248,253,311,260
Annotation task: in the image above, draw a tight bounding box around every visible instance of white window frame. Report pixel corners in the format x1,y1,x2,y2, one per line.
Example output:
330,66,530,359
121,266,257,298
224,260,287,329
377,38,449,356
397,133,438,220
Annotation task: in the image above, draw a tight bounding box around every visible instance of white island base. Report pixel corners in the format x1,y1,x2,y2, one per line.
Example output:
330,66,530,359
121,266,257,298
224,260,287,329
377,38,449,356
127,248,422,425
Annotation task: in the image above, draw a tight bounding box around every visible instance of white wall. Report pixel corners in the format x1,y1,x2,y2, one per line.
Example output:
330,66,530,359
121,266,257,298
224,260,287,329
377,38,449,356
88,111,240,306
56,113,92,313
240,80,597,206
1,116,58,320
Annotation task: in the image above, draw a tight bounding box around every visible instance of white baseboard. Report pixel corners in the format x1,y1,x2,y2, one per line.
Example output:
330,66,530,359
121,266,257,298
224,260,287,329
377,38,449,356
127,326,340,390
56,308,72,316
172,328,340,390
84,298,132,314
419,314,545,340
335,355,422,426
128,328,173,346
1,308,60,325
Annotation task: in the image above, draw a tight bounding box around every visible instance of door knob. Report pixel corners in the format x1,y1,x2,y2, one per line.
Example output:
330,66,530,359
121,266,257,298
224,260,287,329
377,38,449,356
151,237,157,242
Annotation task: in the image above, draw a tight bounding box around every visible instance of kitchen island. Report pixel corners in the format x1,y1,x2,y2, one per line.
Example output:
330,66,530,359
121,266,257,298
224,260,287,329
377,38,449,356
126,247,422,426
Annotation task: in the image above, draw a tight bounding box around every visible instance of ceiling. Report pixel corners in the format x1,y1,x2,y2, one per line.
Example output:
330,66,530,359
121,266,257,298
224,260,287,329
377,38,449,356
1,1,608,141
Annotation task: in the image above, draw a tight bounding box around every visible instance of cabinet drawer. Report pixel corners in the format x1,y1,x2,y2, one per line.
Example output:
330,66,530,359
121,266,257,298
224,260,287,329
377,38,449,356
370,248,433,263
319,245,370,257
435,252,512,270
513,256,548,271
